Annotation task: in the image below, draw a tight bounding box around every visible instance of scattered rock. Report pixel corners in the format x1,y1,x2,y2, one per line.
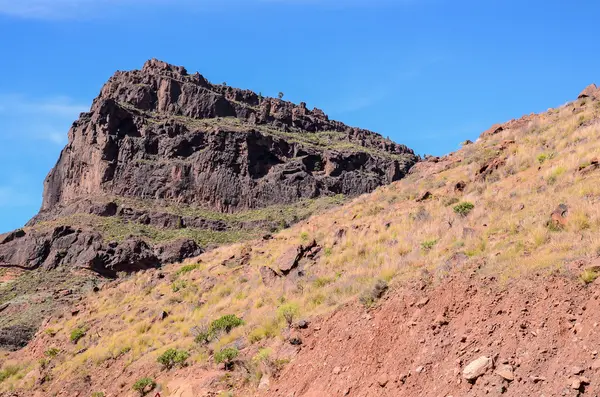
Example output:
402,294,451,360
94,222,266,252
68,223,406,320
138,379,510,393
454,181,467,193
495,364,514,381
295,319,310,329
258,374,270,390
579,83,600,100
377,375,388,387
463,356,492,381
333,366,341,375
416,191,432,202
550,204,569,228
259,266,280,286
416,297,430,308
572,366,584,375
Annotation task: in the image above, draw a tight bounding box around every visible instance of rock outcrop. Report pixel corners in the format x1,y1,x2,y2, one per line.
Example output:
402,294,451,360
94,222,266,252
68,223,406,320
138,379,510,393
40,59,416,215
0,59,416,276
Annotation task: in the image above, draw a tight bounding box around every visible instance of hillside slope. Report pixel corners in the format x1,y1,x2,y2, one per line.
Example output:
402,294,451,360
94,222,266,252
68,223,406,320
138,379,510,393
2,85,600,397
0,59,416,351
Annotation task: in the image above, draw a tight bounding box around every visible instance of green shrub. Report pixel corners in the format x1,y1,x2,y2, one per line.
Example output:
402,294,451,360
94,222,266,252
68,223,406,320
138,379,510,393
171,280,187,292
194,315,244,345
175,263,201,276
453,202,475,217
537,153,548,164
157,348,190,369
214,347,239,369
277,303,300,327
210,314,244,335
92,393,105,397
132,377,156,396
0,365,19,383
44,348,60,358
70,328,86,343
420,239,438,250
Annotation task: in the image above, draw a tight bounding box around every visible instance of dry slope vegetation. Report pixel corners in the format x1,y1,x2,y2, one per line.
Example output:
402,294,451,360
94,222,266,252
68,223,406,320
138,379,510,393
3,88,600,396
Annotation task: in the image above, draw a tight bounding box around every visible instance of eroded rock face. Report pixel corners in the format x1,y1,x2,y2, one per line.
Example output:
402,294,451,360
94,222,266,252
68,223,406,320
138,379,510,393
39,59,417,215
0,60,417,279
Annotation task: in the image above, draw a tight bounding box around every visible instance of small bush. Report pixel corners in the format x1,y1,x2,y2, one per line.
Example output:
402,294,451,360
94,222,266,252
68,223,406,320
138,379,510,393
210,314,244,335
278,303,300,327
132,377,156,396
214,347,239,369
70,328,86,343
537,153,548,164
175,263,201,276
581,269,599,284
0,365,19,382
157,348,190,369
453,202,475,217
44,348,60,358
253,348,272,364
420,239,438,250
171,280,187,292
92,393,105,397
194,315,244,344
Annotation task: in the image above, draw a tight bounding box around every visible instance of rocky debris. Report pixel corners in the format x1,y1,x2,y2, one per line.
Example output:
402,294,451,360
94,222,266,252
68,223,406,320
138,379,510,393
579,83,600,100
295,319,310,329
454,181,467,193
259,266,280,286
578,158,600,174
476,157,505,181
550,204,569,228
155,239,203,264
462,356,493,381
258,374,270,390
275,240,320,275
0,226,167,277
494,364,515,381
0,325,37,351
221,246,252,268
416,191,432,202
481,124,504,137
415,297,430,308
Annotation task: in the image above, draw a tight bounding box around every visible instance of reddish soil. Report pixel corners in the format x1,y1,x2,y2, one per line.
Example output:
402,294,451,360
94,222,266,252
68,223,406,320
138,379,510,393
264,262,600,397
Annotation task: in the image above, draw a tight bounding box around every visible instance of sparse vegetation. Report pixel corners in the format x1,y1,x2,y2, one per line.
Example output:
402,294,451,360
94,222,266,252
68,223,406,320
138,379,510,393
175,263,201,276
277,303,300,327
157,348,190,369
359,279,388,308
581,269,599,284
421,239,438,250
132,377,156,396
453,201,475,217
0,365,19,383
70,327,86,343
44,348,60,358
214,347,239,369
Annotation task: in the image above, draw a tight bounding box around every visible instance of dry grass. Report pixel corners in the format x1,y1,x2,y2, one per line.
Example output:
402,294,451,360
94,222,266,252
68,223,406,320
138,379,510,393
3,97,600,394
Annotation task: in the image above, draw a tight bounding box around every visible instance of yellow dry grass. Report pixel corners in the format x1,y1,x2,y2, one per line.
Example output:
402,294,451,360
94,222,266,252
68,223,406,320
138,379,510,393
3,96,600,394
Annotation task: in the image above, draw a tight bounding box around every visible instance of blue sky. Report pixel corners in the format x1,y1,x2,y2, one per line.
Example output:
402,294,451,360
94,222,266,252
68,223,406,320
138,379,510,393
1,0,599,232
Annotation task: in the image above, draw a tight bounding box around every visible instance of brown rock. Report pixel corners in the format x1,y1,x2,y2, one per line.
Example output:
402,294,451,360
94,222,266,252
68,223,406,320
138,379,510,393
494,364,514,381
579,83,599,99
259,266,280,286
